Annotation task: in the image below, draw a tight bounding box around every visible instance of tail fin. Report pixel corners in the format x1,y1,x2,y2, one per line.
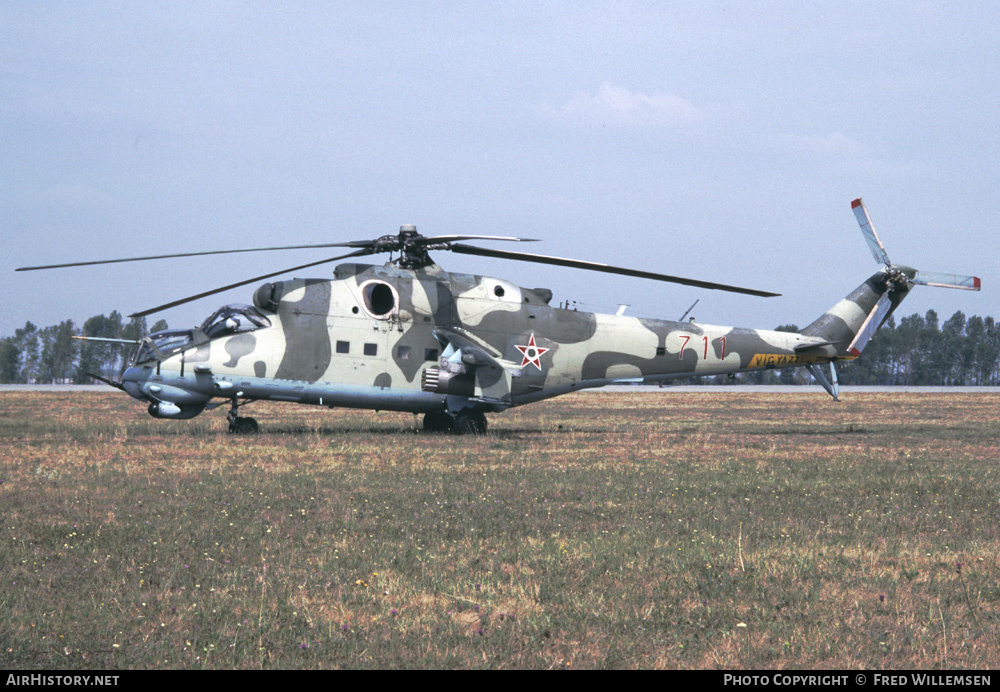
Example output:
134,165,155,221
802,197,980,359
799,270,906,357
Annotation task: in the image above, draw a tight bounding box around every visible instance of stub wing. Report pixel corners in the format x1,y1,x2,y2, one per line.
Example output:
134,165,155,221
422,328,524,406
432,327,523,377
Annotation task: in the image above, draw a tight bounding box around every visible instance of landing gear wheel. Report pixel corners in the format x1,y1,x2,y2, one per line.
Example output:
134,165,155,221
229,416,259,435
226,397,259,435
452,411,487,435
423,411,454,433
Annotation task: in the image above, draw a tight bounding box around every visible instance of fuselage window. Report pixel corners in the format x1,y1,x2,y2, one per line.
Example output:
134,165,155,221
424,348,438,361
364,343,378,356
336,340,350,354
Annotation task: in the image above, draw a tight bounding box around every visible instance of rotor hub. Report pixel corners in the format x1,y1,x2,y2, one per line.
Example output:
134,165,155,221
394,225,436,269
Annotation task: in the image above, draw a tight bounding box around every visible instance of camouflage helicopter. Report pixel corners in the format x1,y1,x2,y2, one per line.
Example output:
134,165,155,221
17,198,979,434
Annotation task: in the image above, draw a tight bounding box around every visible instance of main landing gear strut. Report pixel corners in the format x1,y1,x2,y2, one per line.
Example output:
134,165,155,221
422,410,488,435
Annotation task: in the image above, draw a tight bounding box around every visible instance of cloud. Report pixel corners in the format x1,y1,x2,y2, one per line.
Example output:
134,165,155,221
556,82,703,127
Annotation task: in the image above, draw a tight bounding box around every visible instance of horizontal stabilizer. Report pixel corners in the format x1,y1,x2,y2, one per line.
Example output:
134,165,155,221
793,339,837,353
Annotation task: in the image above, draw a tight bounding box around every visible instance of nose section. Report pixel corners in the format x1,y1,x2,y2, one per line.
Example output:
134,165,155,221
121,366,150,401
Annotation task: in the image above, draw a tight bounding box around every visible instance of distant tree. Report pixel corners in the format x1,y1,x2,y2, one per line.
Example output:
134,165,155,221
75,312,125,383
37,325,55,382
941,311,967,384
55,320,78,382
38,320,78,383
103,311,124,375
122,315,147,342
15,322,39,383
151,319,169,333
963,315,984,384
918,310,944,385
984,317,1000,385
0,338,19,383
893,313,924,385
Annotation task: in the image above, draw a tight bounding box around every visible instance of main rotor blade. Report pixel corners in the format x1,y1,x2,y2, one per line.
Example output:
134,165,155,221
425,235,539,245
16,241,373,272
448,244,780,297
128,248,373,318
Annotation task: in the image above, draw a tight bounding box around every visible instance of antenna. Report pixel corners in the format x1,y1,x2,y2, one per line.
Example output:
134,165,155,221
679,299,699,322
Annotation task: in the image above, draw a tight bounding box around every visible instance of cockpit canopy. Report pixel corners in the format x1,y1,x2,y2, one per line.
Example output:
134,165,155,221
201,304,272,339
133,304,272,364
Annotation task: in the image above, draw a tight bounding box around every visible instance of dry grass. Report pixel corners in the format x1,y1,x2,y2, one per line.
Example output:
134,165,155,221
1,389,998,669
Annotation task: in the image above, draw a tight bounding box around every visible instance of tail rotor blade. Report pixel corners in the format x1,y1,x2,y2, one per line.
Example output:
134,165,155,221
911,270,981,291
852,198,891,267
847,292,894,357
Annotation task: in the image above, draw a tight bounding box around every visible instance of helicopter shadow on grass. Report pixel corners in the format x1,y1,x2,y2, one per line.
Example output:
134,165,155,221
249,416,714,437
120,421,576,438
225,422,623,438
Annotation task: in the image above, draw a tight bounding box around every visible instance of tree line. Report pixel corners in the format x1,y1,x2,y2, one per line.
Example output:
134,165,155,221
1,308,998,386
0,313,168,384
710,310,1000,386
837,310,1000,386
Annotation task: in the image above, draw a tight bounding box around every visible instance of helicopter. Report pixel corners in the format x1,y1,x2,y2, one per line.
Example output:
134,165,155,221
17,198,979,435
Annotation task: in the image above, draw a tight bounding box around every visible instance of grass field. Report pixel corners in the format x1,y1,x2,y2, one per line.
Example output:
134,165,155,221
1,389,998,669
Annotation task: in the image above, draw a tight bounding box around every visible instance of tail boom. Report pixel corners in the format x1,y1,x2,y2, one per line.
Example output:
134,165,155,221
802,198,980,361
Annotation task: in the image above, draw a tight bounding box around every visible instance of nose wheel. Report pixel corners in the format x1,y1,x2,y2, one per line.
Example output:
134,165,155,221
229,416,259,434
227,398,259,434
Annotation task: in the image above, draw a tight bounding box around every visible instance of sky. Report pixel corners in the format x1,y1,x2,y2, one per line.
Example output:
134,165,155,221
3,1,997,338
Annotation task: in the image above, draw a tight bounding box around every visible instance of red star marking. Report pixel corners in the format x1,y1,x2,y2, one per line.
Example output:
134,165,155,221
515,333,549,371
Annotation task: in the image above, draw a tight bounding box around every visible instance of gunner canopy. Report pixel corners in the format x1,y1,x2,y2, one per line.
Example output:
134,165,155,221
134,304,272,364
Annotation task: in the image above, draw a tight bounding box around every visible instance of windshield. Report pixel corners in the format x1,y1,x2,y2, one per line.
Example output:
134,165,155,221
134,330,195,364
201,304,272,339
